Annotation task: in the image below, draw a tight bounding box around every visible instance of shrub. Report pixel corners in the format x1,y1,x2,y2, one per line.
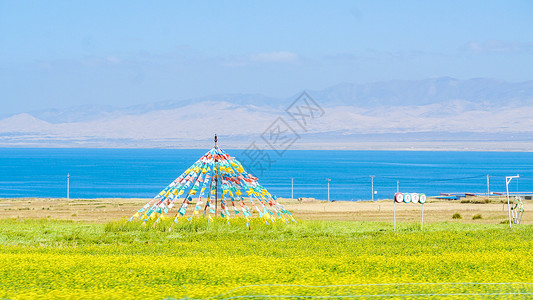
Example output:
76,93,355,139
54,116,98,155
452,213,462,219
472,214,482,220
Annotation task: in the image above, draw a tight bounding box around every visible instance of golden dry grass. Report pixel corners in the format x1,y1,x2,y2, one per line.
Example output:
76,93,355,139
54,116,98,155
283,197,532,224
0,196,530,225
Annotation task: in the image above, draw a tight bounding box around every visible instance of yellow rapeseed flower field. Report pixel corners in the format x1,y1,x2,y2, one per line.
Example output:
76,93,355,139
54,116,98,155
0,219,532,299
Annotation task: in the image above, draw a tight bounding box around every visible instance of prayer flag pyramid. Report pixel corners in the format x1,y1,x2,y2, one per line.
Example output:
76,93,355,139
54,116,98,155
129,135,295,228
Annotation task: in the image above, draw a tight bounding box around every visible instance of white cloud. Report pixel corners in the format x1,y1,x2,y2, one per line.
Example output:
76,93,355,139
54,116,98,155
106,56,121,64
466,40,533,54
250,51,299,63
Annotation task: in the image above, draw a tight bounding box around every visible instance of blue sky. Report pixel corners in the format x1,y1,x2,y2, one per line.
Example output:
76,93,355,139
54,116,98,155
1,0,532,114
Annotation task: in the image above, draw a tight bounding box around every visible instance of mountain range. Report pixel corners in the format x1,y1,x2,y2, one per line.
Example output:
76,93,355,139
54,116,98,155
1,77,533,150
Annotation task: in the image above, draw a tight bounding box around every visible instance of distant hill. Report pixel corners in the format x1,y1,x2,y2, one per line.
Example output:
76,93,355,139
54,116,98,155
312,77,533,107
28,94,285,124
2,77,533,150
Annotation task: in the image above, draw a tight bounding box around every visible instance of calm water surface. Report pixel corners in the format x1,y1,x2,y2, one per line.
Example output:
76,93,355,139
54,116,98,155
1,148,532,200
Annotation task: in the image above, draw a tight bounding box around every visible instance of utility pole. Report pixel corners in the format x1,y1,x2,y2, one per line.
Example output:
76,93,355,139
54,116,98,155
291,178,294,199
506,174,519,228
486,174,490,201
326,178,331,202
370,175,375,201
397,180,399,193
67,173,70,200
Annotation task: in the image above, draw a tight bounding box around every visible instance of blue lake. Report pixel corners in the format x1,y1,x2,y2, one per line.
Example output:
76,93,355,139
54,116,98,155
0,148,532,200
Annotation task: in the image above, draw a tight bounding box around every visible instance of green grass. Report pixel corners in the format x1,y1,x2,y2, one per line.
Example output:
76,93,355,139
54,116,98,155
0,218,532,299
473,213,483,220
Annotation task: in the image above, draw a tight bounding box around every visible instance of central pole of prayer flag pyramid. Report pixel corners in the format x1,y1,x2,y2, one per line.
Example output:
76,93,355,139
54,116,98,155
214,134,218,214
215,165,218,215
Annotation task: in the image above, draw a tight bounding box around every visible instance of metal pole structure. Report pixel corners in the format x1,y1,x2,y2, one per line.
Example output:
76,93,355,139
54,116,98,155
393,198,396,232
67,173,70,200
370,175,375,201
506,174,519,228
291,178,294,200
397,180,399,193
326,178,331,202
486,174,490,201
421,203,424,231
